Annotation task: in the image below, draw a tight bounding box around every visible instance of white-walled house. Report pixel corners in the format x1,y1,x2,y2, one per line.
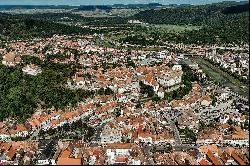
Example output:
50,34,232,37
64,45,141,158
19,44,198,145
0,129,11,141
9,124,29,138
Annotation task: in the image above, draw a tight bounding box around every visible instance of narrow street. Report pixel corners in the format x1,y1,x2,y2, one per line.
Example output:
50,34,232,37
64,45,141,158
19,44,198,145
170,121,182,146
91,124,106,143
143,145,155,165
173,145,198,151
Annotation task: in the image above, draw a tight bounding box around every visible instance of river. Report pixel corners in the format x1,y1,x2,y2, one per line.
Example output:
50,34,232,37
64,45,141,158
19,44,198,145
181,56,249,98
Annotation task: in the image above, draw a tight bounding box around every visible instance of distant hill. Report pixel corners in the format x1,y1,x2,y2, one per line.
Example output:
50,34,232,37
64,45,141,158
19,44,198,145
0,5,75,10
222,3,249,14
0,13,89,40
175,12,249,44
0,1,248,44
73,5,113,11
0,3,164,10
131,1,249,44
132,1,249,26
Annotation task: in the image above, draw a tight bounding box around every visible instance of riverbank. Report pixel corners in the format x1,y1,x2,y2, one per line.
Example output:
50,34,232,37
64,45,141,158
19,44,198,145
185,56,249,98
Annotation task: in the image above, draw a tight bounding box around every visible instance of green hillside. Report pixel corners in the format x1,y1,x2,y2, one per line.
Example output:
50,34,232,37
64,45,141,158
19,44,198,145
132,2,249,44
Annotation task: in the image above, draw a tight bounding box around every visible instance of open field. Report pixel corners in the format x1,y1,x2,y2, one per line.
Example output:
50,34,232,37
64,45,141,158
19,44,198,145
141,24,202,33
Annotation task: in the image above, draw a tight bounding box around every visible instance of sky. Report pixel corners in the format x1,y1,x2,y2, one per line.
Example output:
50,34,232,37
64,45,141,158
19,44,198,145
0,0,247,5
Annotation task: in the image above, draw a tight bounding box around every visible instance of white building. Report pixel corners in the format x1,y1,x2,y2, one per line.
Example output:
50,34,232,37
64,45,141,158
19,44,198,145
0,130,11,141
22,64,42,76
106,143,133,165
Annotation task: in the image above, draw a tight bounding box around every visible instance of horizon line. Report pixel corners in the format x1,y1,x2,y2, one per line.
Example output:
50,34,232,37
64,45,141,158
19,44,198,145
0,0,248,6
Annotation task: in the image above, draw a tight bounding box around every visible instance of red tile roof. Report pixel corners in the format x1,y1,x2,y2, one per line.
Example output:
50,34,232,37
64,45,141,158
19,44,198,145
231,151,246,165
199,159,210,165
115,156,128,163
206,150,223,165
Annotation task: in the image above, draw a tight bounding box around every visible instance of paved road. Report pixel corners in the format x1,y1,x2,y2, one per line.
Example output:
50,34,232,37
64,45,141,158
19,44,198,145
169,121,182,146
197,99,240,116
143,145,155,165
161,114,182,146
92,124,106,143
173,145,198,151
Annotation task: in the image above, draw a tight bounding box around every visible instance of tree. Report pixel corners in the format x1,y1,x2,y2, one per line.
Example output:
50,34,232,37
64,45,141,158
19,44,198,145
198,121,207,131
121,137,126,143
242,121,249,130
104,87,113,95
184,159,190,165
98,87,105,95
114,108,121,117
183,127,197,142
152,96,161,102
139,81,155,97
85,126,95,141
212,96,217,106
227,119,235,126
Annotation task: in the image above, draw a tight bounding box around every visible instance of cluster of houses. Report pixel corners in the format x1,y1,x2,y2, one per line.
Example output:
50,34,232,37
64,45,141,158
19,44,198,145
0,99,119,142
0,140,155,165
70,63,183,95
0,34,249,165
100,113,175,146
205,49,249,79
0,138,248,165
196,125,249,147
1,52,21,67
0,141,38,165
153,151,197,165
197,144,249,165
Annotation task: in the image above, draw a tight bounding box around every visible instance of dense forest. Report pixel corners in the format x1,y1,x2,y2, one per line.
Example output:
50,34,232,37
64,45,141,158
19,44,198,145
0,59,116,123
175,12,249,44
17,13,130,26
132,2,249,26
0,13,131,41
0,13,93,40
132,2,249,44
0,62,89,123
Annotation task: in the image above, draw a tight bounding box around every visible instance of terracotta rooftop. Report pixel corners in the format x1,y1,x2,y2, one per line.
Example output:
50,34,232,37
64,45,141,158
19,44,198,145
6,147,17,161
3,52,15,62
60,149,71,158
57,157,82,165
115,156,128,163
16,124,27,132
106,143,134,149
0,143,11,152
206,150,223,165
231,150,246,165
